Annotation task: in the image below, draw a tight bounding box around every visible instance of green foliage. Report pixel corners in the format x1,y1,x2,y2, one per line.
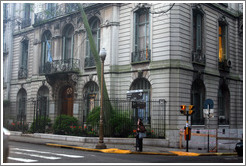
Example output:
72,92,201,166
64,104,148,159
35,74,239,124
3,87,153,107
86,107,100,127
86,107,134,137
108,110,134,137
5,121,29,132
53,114,79,135
30,116,52,133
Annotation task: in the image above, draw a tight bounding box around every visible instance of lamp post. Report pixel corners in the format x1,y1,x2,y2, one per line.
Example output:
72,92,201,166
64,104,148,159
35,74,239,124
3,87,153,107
96,48,107,149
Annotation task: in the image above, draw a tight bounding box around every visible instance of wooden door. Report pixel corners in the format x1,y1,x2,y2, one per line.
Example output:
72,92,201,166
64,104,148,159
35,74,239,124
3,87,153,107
61,87,73,116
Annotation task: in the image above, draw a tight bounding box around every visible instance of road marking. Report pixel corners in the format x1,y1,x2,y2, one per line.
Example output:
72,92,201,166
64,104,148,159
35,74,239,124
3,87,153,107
8,157,37,163
11,148,84,158
12,152,61,160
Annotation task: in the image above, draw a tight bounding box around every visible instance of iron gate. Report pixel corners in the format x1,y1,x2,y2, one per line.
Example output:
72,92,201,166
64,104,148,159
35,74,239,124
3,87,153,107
32,96,49,133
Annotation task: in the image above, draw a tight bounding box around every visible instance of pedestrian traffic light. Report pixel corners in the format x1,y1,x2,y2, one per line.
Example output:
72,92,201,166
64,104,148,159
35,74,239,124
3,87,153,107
180,105,186,114
189,105,194,115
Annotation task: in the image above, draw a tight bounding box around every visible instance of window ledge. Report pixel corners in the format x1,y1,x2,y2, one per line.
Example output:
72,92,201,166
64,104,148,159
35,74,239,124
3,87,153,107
131,60,150,65
84,66,96,70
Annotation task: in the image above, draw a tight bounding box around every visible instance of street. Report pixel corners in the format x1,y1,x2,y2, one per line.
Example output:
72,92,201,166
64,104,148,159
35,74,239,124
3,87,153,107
6,141,243,163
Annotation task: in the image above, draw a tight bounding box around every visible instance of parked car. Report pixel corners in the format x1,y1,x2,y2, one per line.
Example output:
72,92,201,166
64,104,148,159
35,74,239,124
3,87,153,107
235,140,243,156
3,128,10,163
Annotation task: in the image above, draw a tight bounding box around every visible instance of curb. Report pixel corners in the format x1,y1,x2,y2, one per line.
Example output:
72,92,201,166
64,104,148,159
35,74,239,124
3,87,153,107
45,143,237,156
46,143,178,155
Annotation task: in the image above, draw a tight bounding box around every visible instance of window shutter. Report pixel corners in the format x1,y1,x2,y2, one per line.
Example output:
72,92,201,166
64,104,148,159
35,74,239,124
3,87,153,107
86,36,89,58
196,14,202,51
71,34,74,59
62,36,66,59
22,41,28,69
42,41,45,66
97,28,100,53
134,12,138,52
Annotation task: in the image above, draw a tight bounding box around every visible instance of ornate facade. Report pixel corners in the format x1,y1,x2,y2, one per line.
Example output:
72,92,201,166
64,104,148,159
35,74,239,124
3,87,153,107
3,3,243,148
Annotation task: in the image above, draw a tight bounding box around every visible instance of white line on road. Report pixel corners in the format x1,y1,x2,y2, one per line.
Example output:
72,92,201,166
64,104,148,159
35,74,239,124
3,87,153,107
11,148,84,158
8,157,38,163
12,151,61,160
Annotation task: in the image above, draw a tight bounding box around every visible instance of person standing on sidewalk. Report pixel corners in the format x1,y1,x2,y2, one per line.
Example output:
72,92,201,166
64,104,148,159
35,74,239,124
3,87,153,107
136,118,146,152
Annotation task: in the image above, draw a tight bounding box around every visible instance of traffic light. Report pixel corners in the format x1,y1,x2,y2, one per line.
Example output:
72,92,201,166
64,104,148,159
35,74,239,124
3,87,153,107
189,105,194,115
180,105,186,114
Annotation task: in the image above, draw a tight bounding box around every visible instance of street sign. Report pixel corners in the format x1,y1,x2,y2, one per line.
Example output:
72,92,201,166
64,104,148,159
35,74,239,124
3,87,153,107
204,99,214,109
203,109,214,118
127,90,143,100
132,101,146,109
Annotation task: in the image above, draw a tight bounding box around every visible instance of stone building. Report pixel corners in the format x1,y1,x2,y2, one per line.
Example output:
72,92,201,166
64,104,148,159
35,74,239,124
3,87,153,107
3,3,243,148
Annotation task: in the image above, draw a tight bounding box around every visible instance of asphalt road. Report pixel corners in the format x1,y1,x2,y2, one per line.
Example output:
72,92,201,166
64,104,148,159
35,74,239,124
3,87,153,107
7,141,243,164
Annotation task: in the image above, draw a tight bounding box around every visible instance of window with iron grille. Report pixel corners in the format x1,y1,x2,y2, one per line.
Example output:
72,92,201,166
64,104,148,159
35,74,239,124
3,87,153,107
40,30,52,74
85,17,100,68
17,89,27,121
191,79,205,125
192,5,205,65
22,3,31,28
19,40,28,79
45,3,57,19
219,23,227,62
62,24,74,60
218,84,230,125
218,16,230,71
132,8,151,63
130,78,151,124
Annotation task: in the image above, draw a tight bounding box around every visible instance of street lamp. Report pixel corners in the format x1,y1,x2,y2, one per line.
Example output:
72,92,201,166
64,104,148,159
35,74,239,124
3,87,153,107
96,48,107,149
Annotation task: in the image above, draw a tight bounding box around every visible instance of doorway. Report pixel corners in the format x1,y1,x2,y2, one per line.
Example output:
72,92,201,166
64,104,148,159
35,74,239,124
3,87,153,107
61,86,74,116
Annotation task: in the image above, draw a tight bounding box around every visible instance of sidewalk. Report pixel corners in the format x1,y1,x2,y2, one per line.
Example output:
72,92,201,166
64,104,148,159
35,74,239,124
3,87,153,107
9,131,237,156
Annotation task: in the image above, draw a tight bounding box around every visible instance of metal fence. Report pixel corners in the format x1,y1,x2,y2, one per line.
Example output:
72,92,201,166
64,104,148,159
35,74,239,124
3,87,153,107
3,98,166,138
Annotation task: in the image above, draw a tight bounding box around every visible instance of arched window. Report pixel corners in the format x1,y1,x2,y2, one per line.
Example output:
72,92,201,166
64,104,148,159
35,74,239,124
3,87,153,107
17,88,27,121
191,79,205,125
218,83,230,125
83,81,99,120
37,86,49,116
132,7,151,63
192,4,205,64
85,17,100,68
218,16,228,63
62,24,74,60
19,39,28,79
40,30,52,74
130,78,151,124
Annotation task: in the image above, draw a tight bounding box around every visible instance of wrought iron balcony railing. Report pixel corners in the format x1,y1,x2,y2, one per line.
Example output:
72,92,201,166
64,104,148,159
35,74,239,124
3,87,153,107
18,67,28,79
34,3,95,25
192,51,206,65
131,49,151,63
21,18,31,29
42,58,80,74
84,56,95,68
218,58,231,72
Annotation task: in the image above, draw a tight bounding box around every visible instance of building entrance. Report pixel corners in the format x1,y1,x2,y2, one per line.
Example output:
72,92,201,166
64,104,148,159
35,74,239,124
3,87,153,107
61,86,74,116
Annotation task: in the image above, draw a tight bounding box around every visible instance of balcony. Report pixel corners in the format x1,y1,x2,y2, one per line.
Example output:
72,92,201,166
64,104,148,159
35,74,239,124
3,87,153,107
18,67,28,79
131,49,151,63
219,59,231,72
3,43,8,55
84,56,95,68
44,58,80,87
21,18,31,29
192,51,206,66
34,3,96,25
42,58,80,75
